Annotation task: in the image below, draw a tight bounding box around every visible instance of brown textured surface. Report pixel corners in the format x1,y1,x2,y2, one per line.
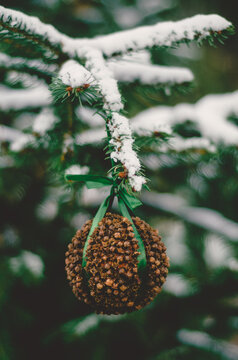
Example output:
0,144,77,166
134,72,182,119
65,212,169,314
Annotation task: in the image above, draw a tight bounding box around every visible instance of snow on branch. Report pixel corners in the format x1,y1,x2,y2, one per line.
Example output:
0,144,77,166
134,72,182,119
0,6,232,61
160,137,216,153
0,52,56,80
59,60,94,88
141,192,238,241
177,329,238,360
107,61,194,85
0,5,70,57
76,107,104,127
76,14,232,57
131,91,238,145
32,108,58,135
65,164,89,176
84,47,146,191
0,124,23,142
0,85,51,111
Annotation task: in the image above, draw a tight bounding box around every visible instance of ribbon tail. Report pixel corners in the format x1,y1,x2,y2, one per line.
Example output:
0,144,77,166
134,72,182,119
82,192,114,268
117,197,147,275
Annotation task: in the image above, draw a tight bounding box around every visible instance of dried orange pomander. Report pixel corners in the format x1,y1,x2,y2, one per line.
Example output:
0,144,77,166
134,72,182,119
65,212,169,314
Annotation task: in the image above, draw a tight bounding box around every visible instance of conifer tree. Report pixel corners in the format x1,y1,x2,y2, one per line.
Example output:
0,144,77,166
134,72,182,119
0,2,237,359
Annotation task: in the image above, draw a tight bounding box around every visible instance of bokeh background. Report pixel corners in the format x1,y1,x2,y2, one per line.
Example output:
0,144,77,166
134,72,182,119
0,1,238,359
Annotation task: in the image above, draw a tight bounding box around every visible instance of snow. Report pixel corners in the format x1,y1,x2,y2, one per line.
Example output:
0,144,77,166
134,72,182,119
0,52,57,73
77,14,232,57
131,91,238,145
59,60,93,87
84,48,123,111
160,220,188,266
119,50,151,64
163,137,216,153
204,234,232,268
36,199,58,221
0,5,233,191
108,61,194,85
76,106,104,127
0,125,22,141
84,47,145,191
76,128,106,145
141,192,238,241
0,6,231,59
65,164,89,175
177,329,238,360
9,250,44,278
164,274,193,297
0,5,70,51
32,108,58,134
0,85,51,111
0,155,14,168
10,134,34,152
68,313,124,337
108,113,146,191
62,134,74,154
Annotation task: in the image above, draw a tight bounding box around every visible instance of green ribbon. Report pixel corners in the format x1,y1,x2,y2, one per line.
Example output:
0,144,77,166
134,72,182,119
65,174,113,188
82,187,114,268
65,173,147,275
117,196,147,273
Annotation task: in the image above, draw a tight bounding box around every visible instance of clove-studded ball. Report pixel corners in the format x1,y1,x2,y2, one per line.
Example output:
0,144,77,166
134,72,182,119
65,212,169,314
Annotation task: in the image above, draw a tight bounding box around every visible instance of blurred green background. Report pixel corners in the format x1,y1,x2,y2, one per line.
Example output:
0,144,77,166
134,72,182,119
0,1,238,359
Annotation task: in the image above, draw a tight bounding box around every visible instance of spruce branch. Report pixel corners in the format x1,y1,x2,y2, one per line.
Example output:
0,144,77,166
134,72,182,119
49,60,99,105
75,14,233,57
0,85,51,112
0,5,68,62
0,53,56,83
108,61,194,86
131,91,238,145
83,47,146,191
0,5,234,193
0,6,233,63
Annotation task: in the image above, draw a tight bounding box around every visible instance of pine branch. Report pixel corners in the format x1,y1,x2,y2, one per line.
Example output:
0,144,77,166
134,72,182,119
141,192,238,241
177,329,238,360
83,47,146,191
77,14,233,57
0,5,68,62
1,6,232,64
49,60,99,105
108,61,194,86
0,85,51,111
0,53,56,83
131,91,238,145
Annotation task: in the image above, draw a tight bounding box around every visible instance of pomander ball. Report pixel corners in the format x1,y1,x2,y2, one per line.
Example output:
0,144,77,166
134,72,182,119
65,212,169,314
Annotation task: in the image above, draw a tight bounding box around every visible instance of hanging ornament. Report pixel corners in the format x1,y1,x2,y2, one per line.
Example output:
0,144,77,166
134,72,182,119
65,175,169,314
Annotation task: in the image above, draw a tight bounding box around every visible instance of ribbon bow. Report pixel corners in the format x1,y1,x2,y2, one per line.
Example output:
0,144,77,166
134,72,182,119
65,174,147,275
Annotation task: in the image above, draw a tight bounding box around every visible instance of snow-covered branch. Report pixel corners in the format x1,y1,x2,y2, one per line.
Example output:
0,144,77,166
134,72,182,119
0,5,70,57
32,108,58,135
141,192,238,241
58,60,94,88
108,61,194,85
84,47,146,191
0,52,56,80
0,6,232,60
74,14,232,57
177,329,238,360
0,124,23,142
0,85,51,111
132,91,238,145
